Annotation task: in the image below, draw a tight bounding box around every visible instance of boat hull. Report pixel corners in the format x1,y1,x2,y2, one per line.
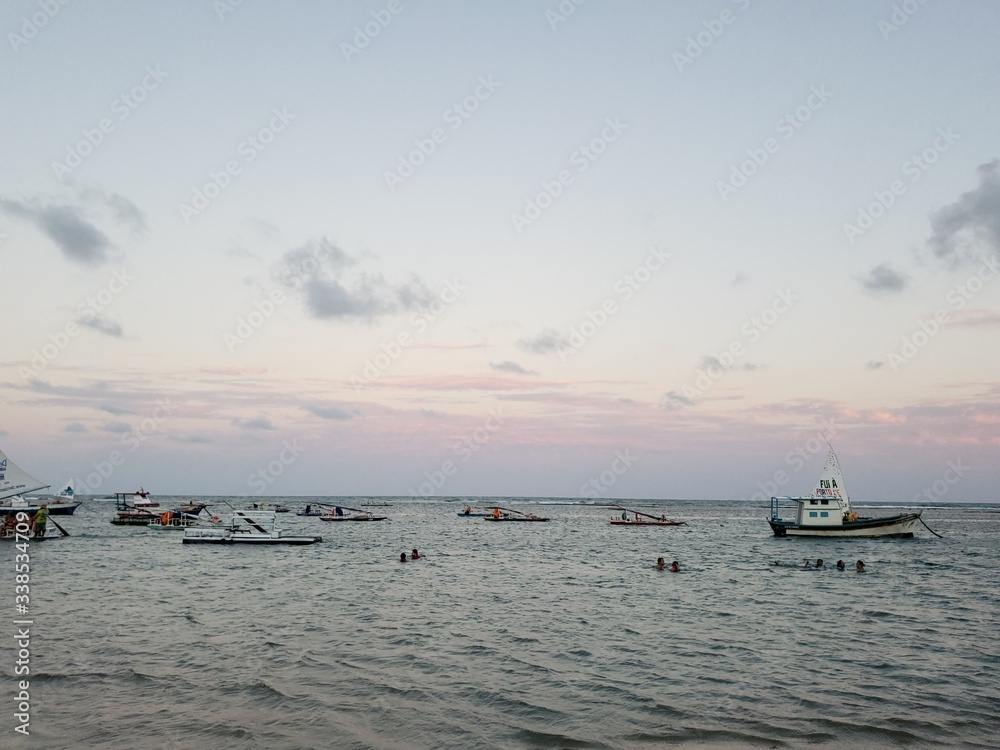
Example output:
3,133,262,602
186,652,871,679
0,501,82,516
182,535,321,544
768,512,921,538
483,517,549,522
320,516,387,522
457,512,490,517
610,520,685,527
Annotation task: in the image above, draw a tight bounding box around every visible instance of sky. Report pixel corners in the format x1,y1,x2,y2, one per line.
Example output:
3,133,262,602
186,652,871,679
2,0,999,502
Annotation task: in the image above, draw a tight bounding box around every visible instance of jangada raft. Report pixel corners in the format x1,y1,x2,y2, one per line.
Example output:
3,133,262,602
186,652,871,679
768,450,922,538
610,505,686,527
183,510,321,545
319,505,388,522
483,506,549,522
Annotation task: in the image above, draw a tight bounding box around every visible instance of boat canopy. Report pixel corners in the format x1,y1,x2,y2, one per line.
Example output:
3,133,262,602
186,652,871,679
0,449,49,501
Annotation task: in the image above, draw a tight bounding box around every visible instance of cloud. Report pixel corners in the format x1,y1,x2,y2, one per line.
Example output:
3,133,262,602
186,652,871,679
302,403,354,420
0,187,144,265
64,422,88,433
949,308,1000,328
100,420,132,433
277,238,433,322
98,403,134,415
929,159,1000,264
698,356,763,372
174,435,213,443
859,263,908,292
79,315,124,337
233,416,276,430
489,360,537,375
517,328,570,355
865,360,884,370
664,390,694,407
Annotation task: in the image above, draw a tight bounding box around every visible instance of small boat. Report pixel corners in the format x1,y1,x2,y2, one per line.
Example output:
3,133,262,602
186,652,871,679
457,506,491,517
0,448,70,539
610,506,686,527
296,503,328,517
361,500,392,507
768,449,923,538
483,506,549,522
245,501,291,513
183,510,321,545
110,489,163,525
320,505,387,522
45,481,83,515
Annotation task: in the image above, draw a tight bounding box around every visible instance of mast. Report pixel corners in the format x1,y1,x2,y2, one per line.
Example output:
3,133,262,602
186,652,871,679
0,449,50,501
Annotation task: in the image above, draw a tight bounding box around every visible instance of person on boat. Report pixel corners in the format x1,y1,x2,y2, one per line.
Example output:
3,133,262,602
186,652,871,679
669,561,680,573
655,557,665,570
856,560,866,572
32,504,49,538
305,504,312,514
621,510,628,521
836,560,846,571
399,552,407,563
493,507,501,519
411,549,421,560
335,506,344,517
660,515,667,522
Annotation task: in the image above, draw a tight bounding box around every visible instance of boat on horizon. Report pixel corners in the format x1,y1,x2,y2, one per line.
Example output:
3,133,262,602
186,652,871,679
183,509,321,545
768,449,923,538
320,505,387,522
610,505,686,527
483,506,549,522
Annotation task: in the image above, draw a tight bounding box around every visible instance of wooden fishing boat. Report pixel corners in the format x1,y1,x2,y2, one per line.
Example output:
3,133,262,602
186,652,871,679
483,506,549,522
610,506,686,527
768,449,922,538
319,505,388,522
183,510,321,545
457,505,491,517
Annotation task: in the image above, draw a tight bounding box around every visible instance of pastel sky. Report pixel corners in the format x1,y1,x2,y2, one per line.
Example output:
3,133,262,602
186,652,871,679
2,0,998,502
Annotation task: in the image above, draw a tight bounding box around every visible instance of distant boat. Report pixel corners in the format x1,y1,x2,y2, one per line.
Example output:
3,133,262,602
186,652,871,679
183,510,321,545
457,505,491,517
768,449,922,538
483,506,549,522
320,505,388,522
146,510,202,531
361,500,392,507
110,490,207,526
46,480,83,515
610,506,686,527
246,501,290,513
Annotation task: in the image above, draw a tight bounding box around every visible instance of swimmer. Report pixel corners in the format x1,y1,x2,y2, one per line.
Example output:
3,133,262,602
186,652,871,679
836,560,846,571
399,552,407,563
411,548,421,560
856,560,866,572
655,557,665,570
669,561,680,573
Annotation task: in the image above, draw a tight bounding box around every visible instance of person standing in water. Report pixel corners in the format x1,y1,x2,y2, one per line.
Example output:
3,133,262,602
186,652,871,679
669,561,680,573
411,549,421,560
399,552,407,563
856,560,866,572
655,557,665,570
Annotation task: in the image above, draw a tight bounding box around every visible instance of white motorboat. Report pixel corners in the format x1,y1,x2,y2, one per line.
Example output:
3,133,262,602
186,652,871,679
768,449,922,538
183,510,322,545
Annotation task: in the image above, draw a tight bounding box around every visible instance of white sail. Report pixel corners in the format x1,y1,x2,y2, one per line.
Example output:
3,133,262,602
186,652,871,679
813,449,850,509
0,448,50,501
57,480,75,498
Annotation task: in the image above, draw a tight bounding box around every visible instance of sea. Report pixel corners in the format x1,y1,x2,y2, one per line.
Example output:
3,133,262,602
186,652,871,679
4,498,999,750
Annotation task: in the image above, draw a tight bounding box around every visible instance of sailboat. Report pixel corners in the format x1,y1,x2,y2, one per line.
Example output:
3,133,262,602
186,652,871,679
609,505,686,527
767,449,922,538
319,504,388,522
47,480,83,515
0,448,51,517
0,448,69,539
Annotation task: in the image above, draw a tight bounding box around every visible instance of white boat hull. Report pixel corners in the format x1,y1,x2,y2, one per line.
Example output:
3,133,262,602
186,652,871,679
770,512,921,538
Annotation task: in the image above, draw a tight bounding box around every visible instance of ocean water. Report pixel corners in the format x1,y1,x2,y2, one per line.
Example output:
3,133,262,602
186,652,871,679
5,498,999,750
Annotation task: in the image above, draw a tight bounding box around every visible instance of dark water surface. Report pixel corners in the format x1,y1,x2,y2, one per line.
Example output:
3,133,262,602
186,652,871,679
5,499,999,749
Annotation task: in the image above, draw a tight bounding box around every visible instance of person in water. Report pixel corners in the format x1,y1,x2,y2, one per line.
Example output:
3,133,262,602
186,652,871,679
411,549,421,560
836,560,846,571
655,557,665,570
856,560,866,572
669,561,680,573
399,552,407,563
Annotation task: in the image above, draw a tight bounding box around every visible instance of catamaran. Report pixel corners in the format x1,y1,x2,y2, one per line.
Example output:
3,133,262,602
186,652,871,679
320,505,388,522
610,505,686,527
768,449,922,538
483,506,549,522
